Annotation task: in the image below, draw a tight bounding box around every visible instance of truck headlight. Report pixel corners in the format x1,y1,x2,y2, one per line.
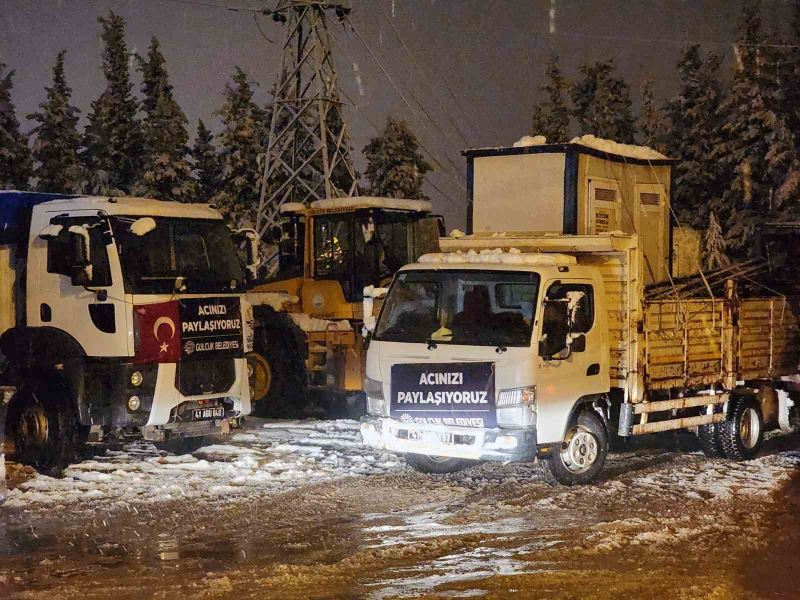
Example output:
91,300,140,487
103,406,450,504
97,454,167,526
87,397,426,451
364,377,388,416
497,385,536,407
130,371,143,387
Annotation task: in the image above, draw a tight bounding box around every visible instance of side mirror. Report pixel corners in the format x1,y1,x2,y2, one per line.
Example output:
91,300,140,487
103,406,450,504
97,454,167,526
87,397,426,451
570,333,586,353
539,300,569,359
362,285,388,336
233,228,261,280
67,226,92,287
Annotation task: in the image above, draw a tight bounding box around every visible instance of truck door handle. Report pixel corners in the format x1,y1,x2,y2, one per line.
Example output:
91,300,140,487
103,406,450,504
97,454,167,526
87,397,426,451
586,363,600,376
40,303,52,322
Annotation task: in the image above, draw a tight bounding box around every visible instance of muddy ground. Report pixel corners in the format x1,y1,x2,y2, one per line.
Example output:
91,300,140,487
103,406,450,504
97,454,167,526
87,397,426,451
1,420,800,599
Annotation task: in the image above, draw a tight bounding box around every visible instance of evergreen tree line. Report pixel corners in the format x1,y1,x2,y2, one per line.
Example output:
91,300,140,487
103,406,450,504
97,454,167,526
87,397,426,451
530,2,800,263
0,11,430,225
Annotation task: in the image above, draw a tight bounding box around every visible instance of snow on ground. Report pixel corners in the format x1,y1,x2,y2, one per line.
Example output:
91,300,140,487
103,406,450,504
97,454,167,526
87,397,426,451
2,419,402,509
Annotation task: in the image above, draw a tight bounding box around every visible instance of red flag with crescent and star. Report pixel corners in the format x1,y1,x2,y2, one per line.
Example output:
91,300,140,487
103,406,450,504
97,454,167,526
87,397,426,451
133,300,181,363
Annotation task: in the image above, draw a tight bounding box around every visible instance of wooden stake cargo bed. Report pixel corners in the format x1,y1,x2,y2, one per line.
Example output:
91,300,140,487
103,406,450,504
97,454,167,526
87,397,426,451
439,232,800,403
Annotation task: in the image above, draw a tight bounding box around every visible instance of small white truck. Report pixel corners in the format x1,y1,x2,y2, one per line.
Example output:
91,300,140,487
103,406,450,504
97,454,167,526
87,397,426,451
0,192,254,474
360,232,800,484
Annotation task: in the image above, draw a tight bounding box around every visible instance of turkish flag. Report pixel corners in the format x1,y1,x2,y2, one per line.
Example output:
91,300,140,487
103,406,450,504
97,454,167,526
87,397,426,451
134,300,181,364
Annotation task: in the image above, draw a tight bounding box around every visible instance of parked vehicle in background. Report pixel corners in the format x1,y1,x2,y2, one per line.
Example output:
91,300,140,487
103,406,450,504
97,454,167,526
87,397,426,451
245,196,443,417
0,192,255,472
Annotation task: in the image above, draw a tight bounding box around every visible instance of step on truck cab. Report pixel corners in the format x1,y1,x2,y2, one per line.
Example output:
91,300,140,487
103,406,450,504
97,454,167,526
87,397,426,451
361,233,800,484
0,192,253,472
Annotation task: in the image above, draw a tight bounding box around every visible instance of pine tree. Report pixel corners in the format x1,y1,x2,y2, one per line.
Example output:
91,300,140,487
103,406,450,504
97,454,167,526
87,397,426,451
214,67,266,225
0,63,32,189
637,80,665,151
664,45,726,229
712,2,800,257
702,211,731,270
363,117,432,199
191,119,221,201
134,37,195,202
530,54,571,142
80,12,143,195
571,60,636,143
27,51,83,193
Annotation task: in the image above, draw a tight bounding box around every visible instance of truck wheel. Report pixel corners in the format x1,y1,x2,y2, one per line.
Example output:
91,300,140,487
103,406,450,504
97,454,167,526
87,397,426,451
6,381,85,475
697,422,725,458
545,410,608,485
406,453,473,474
719,396,763,461
154,437,209,455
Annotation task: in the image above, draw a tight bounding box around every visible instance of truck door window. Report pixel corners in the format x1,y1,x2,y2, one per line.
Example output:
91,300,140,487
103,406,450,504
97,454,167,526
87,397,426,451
47,217,112,287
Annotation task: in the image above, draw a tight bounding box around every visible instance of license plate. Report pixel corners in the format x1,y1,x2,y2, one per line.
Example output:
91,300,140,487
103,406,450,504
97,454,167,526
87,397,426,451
192,407,224,420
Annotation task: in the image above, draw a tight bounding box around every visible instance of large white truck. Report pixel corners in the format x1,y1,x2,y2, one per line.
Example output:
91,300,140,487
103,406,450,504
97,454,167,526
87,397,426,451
0,192,253,474
360,232,800,485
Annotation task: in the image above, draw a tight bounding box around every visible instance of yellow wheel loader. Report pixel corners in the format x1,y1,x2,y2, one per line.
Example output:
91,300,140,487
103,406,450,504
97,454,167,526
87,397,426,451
245,197,443,417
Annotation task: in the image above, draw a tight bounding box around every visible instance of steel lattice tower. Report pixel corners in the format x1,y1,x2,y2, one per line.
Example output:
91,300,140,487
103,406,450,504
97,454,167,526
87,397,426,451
256,0,359,237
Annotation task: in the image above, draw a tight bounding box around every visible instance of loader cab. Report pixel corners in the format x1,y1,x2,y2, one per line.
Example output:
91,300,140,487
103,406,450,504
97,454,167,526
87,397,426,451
263,197,443,316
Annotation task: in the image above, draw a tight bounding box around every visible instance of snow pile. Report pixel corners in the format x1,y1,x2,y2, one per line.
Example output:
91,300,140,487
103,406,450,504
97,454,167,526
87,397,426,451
570,134,669,160
418,248,577,266
246,291,299,311
288,312,353,332
363,286,389,335
310,197,432,213
280,202,306,214
449,228,465,238
513,135,547,147
2,419,402,509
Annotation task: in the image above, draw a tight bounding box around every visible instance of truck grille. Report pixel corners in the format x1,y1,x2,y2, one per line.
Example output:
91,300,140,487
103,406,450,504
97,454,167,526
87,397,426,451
176,359,235,396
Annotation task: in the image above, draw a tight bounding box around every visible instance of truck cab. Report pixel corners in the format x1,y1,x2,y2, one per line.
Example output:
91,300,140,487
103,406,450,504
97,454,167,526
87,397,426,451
361,251,609,482
0,193,252,471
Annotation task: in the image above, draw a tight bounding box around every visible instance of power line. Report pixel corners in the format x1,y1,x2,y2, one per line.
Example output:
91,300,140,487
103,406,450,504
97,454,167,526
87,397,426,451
340,17,466,191
329,30,467,204
336,84,462,211
376,0,470,147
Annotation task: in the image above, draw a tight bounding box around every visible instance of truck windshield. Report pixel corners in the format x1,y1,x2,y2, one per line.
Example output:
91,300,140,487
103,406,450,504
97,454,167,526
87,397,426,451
112,217,245,294
374,270,540,347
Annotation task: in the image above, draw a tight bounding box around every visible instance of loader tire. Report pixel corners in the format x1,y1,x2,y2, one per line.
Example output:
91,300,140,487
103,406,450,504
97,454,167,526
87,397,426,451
250,327,306,418
697,422,725,458
544,410,608,485
6,379,86,476
406,453,473,474
719,395,763,461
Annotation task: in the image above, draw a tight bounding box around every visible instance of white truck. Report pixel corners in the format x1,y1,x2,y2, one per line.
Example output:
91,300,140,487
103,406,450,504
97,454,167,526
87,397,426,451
0,192,254,474
360,232,800,484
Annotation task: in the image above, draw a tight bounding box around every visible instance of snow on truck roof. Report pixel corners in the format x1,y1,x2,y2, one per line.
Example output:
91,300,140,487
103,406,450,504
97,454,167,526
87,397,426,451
280,196,432,214
36,195,223,219
463,134,673,164
416,248,577,267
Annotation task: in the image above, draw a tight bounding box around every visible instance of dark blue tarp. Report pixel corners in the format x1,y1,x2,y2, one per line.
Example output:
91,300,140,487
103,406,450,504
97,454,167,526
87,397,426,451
0,191,77,244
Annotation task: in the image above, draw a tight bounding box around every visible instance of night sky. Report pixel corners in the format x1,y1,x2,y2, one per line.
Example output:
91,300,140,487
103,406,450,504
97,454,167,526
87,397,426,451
1,0,795,228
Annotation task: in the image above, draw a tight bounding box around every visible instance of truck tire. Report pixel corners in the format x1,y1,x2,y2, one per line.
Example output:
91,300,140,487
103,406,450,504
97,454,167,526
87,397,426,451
250,327,306,418
406,453,473,474
544,410,608,485
697,422,725,458
719,395,763,461
154,437,209,455
6,380,86,475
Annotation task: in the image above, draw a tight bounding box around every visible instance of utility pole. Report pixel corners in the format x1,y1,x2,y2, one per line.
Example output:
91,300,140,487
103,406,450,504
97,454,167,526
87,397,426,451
256,0,359,239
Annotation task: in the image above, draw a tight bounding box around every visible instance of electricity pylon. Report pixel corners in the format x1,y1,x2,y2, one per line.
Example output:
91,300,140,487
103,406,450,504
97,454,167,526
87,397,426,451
256,0,359,238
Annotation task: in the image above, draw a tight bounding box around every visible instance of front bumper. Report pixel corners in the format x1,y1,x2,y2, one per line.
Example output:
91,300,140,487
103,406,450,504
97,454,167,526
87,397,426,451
360,416,537,462
142,415,245,441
